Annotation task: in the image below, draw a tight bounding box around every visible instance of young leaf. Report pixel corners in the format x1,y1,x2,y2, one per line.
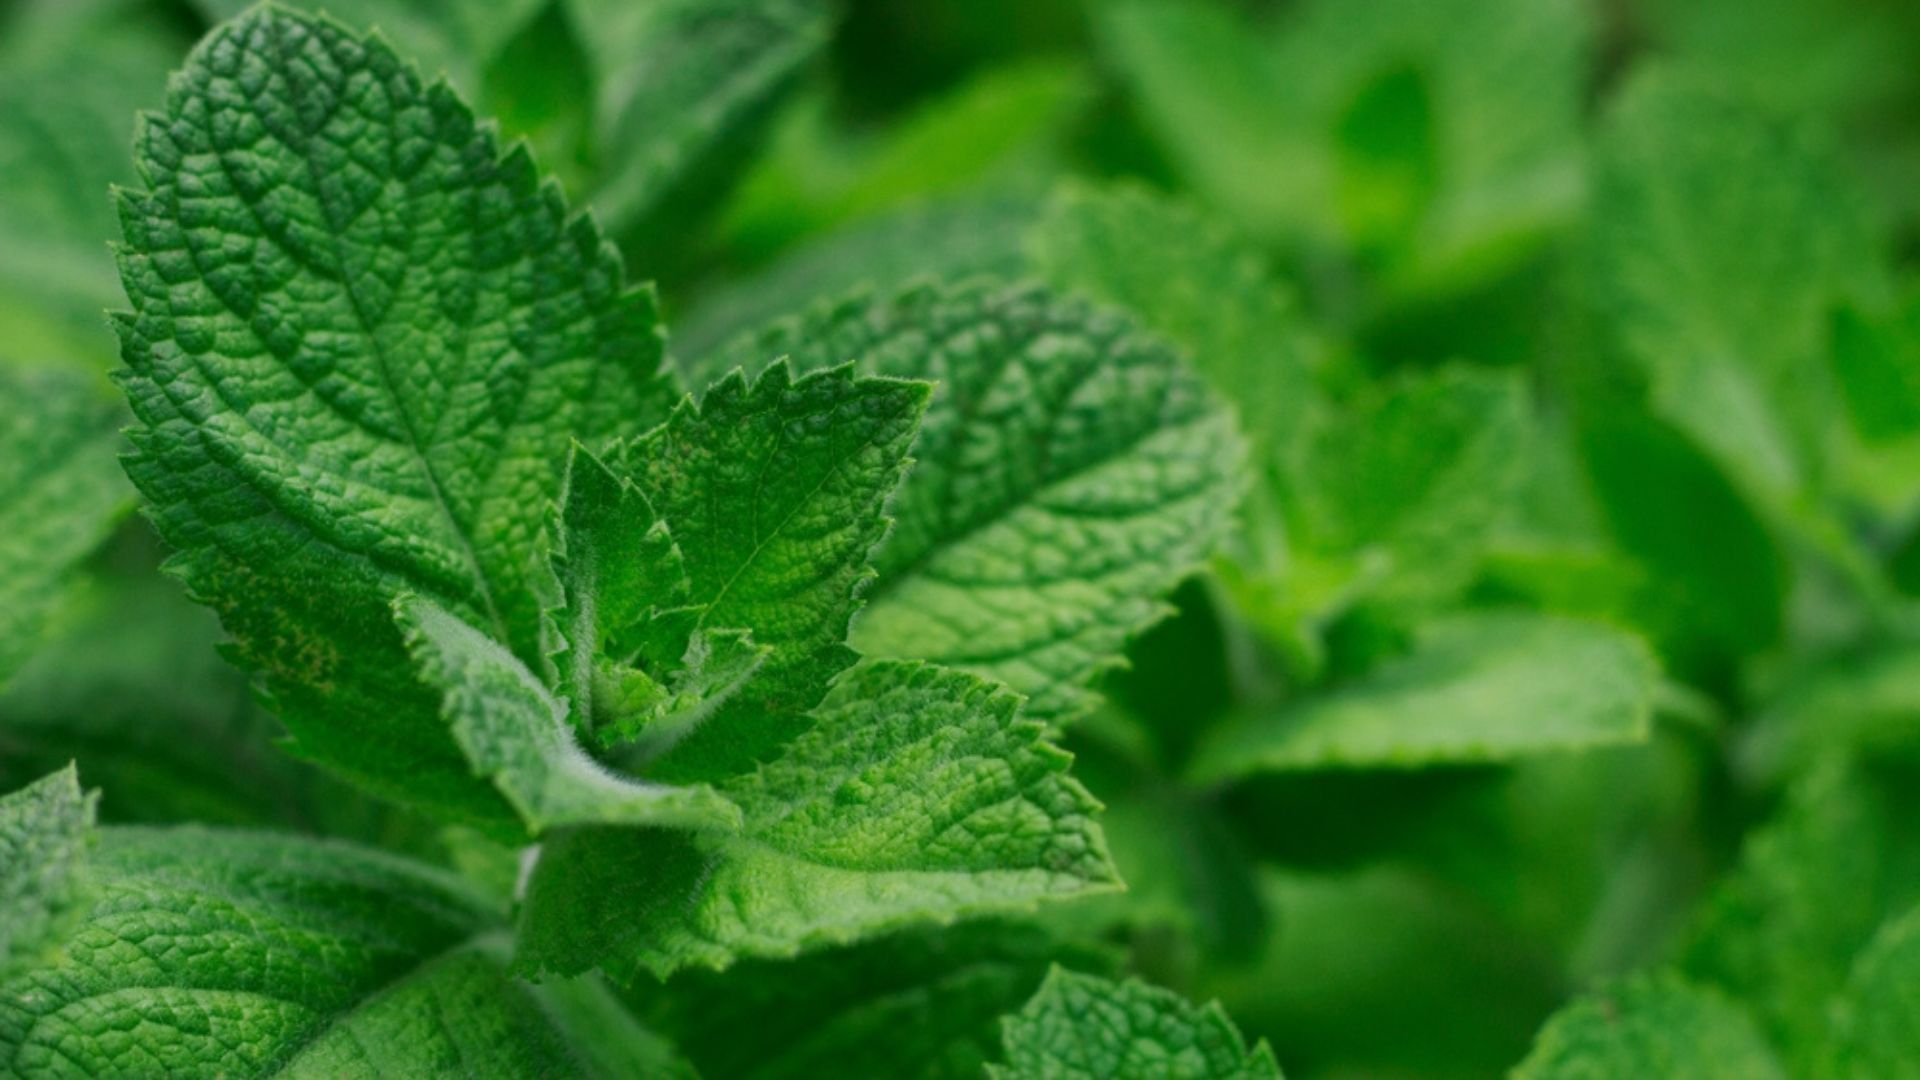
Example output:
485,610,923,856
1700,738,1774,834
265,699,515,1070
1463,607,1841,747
112,6,677,830
0,767,97,980
517,661,1118,979
1188,614,1657,781
0,369,127,688
394,594,741,834
616,362,930,778
1513,973,1783,1079
991,968,1281,1079
703,280,1246,723
0,811,688,1077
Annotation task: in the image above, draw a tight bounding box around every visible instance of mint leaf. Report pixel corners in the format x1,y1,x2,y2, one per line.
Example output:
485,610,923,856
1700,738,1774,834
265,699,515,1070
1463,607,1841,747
615,361,928,777
1514,973,1783,1079
566,0,832,240
0,369,127,688
1824,905,1920,1075
1028,185,1325,461
656,921,1118,1080
1588,68,1884,503
0,767,97,980
113,6,676,830
518,660,1117,979
1680,759,1920,1057
0,813,687,1077
1189,614,1657,780
394,595,741,834
704,281,1246,722
992,968,1280,1079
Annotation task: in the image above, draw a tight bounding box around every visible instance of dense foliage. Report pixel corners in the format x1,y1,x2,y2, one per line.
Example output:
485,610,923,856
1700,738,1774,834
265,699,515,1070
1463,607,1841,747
5,0,1920,1075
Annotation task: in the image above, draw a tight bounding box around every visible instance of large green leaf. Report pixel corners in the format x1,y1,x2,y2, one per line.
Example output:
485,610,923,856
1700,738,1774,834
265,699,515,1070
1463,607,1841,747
517,661,1117,979
991,968,1280,1079
703,280,1245,723
0,783,688,1078
1189,614,1655,781
113,6,678,831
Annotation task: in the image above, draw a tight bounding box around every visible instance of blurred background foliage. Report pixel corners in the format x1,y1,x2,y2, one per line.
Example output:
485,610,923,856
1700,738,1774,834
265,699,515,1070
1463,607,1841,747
7,0,1920,1075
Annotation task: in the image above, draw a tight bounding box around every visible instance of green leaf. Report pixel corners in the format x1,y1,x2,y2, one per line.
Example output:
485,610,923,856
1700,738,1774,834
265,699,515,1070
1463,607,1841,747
113,6,677,831
394,594,741,835
566,0,833,241
1188,613,1657,781
548,444,690,730
0,820,688,1078
0,369,127,688
0,768,97,980
1573,405,1786,671
991,968,1280,1079
1513,973,1783,1079
1587,67,1884,503
655,921,1118,1080
1098,0,1588,282
615,362,929,778
1823,905,1920,1076
517,660,1117,979
703,280,1245,723
1680,758,1920,1058
1027,185,1326,468
0,1,188,371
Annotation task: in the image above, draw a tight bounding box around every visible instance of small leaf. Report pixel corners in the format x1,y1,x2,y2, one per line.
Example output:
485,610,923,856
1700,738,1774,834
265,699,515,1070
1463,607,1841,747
1189,613,1657,780
1823,905,1920,1075
517,660,1118,979
395,594,740,835
616,362,929,779
992,967,1280,1079
0,768,97,980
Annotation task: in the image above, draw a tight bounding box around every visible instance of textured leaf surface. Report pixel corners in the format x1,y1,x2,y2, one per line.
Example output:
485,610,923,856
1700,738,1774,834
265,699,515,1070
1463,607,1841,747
113,7,676,830
518,661,1116,978
1028,185,1324,460
1189,614,1657,780
1589,68,1882,501
1514,973,1783,1079
704,281,1244,722
992,968,1280,1079
616,362,928,778
655,921,1117,1080
0,369,127,688
189,0,548,94
395,595,740,834
0,769,97,980
0,822,685,1078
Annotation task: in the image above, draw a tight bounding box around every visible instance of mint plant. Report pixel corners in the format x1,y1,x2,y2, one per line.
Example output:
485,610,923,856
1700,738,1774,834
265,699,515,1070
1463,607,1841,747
8,0,1920,1075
